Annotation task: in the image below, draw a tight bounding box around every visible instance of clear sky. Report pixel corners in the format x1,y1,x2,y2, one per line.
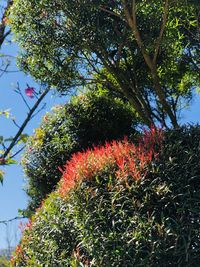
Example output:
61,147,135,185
0,34,200,250
0,39,68,250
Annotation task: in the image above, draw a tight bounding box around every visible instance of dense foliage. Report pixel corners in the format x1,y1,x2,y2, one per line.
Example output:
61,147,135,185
0,256,10,267
12,127,162,266
7,0,200,266
22,90,137,213
9,0,200,127
11,126,200,266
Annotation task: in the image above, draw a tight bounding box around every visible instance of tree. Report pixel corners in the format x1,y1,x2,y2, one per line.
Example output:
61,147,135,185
9,0,199,128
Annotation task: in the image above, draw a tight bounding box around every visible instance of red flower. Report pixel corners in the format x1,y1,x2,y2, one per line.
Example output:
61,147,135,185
25,87,35,98
15,244,22,255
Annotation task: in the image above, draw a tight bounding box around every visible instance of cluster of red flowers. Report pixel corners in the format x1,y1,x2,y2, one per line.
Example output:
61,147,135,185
59,126,163,196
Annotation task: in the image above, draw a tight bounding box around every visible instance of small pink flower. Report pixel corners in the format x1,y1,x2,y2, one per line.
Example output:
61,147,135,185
25,87,35,98
0,157,6,165
2,17,8,25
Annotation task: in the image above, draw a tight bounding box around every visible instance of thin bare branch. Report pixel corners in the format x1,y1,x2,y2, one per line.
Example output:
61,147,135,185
0,216,26,225
10,145,26,159
11,118,20,129
3,86,50,159
15,83,31,111
0,68,20,73
0,63,9,78
30,102,46,119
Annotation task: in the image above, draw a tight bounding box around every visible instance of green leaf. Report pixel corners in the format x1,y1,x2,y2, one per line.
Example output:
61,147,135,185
4,137,14,142
0,109,11,118
0,170,4,185
6,158,17,165
18,133,29,145
0,136,3,144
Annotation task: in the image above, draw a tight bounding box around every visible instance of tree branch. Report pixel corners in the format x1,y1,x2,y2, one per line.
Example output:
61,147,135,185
3,87,50,159
122,0,153,70
153,0,169,64
0,216,26,225
0,0,12,48
122,0,179,128
99,6,122,18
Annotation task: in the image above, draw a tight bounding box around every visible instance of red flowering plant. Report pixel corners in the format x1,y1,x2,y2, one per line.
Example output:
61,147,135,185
55,126,164,266
10,126,200,266
59,126,163,196
11,219,33,266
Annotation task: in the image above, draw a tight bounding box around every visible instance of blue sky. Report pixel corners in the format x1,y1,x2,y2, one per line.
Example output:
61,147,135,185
0,34,200,250
0,39,68,249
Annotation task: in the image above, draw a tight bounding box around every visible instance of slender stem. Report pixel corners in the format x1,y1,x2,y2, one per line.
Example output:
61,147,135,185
16,83,31,111
3,87,50,159
0,216,26,225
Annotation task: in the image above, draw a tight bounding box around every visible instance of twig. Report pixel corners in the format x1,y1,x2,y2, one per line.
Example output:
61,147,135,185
3,87,50,159
0,216,26,225
30,102,46,119
12,118,20,129
0,68,20,73
0,63,9,78
15,83,31,111
10,145,26,159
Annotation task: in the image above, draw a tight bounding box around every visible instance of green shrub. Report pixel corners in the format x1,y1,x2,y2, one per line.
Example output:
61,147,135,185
12,127,162,266
0,256,10,267
22,90,137,213
11,192,78,266
13,126,200,266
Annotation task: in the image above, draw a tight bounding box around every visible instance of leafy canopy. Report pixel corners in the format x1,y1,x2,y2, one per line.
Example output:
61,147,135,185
9,0,200,127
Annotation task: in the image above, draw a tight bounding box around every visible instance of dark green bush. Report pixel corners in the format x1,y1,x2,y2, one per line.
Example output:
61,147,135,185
22,90,137,213
13,126,200,266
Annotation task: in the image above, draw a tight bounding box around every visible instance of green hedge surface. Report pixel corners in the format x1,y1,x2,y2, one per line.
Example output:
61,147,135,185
12,126,200,266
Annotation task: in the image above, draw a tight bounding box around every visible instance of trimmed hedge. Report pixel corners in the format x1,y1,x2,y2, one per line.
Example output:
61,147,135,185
22,90,137,213
12,126,200,266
